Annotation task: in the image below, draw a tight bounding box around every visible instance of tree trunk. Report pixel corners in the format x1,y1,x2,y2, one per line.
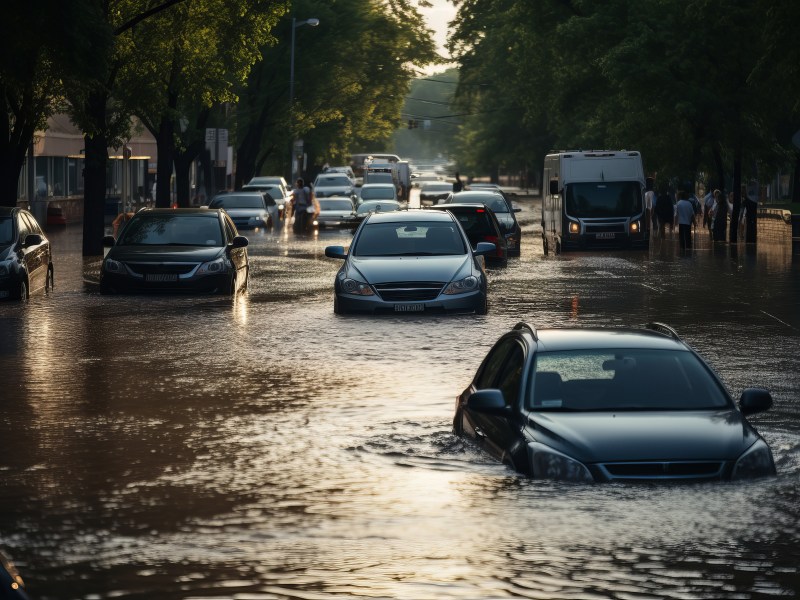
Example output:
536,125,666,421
730,150,742,244
82,133,109,256
154,117,175,208
712,143,725,193
173,140,203,206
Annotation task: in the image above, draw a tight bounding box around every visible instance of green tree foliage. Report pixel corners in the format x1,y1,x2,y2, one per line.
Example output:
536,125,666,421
0,1,113,206
234,0,438,185
448,0,799,194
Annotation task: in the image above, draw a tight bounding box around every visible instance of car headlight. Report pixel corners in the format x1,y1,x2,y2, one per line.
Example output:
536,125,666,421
568,220,580,234
443,275,479,295
529,442,594,482
104,258,123,273
731,438,776,480
197,257,229,275
630,220,640,233
341,277,374,296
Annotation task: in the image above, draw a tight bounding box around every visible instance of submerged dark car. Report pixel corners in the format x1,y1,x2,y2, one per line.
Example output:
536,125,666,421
429,203,508,266
454,322,776,482
325,210,496,315
439,191,522,256
100,208,248,295
0,207,54,300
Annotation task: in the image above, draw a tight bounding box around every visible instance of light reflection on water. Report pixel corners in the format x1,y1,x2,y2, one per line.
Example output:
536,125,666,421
0,205,798,599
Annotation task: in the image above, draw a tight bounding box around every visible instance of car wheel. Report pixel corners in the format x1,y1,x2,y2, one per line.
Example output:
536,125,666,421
542,236,549,256
333,295,342,315
555,239,562,255
475,296,488,315
16,278,28,301
45,267,54,293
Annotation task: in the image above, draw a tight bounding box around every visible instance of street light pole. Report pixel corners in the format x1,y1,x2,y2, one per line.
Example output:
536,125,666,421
288,17,320,183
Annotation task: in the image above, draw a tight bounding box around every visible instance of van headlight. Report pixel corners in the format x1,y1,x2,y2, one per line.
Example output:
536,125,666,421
443,275,479,295
568,220,580,234
529,442,594,482
630,220,640,233
731,439,776,480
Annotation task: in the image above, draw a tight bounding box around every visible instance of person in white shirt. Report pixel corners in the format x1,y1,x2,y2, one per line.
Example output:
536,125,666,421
675,191,696,250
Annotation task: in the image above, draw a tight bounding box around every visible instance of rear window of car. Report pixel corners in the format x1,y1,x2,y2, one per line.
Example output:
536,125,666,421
451,209,495,237
360,187,396,201
209,195,264,209
319,199,353,211
422,184,453,193
527,349,730,412
316,176,351,186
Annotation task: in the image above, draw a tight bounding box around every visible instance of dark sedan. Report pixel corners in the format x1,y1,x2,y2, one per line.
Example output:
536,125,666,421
325,210,496,315
454,322,777,482
0,207,54,300
208,191,274,230
439,191,522,256
429,203,508,266
100,208,248,295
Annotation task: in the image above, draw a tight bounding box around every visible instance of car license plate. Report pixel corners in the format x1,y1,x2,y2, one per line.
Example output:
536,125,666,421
145,273,178,282
596,232,616,240
394,304,424,312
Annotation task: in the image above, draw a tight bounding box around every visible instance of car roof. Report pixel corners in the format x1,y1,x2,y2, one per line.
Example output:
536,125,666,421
453,190,502,197
361,183,396,188
429,203,490,211
216,191,264,197
136,208,221,217
511,325,690,352
365,209,451,224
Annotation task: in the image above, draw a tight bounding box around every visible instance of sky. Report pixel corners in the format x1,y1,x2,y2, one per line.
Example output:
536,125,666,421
418,0,457,73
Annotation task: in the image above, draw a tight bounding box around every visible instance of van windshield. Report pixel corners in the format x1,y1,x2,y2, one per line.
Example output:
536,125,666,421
565,182,642,218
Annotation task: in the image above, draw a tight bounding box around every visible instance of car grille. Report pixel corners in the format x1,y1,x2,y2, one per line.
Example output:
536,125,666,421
126,262,198,275
373,282,444,301
585,223,626,233
597,461,726,481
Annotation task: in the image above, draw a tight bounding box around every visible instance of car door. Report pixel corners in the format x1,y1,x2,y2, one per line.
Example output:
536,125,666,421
223,215,248,282
466,337,527,463
15,212,40,290
22,212,49,292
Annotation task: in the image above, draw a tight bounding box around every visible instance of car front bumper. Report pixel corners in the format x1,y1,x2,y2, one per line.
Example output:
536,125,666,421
335,288,486,314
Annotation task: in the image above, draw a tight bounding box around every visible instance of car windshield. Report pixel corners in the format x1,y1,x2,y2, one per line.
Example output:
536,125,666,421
565,181,643,218
354,221,466,257
0,217,13,245
319,199,353,211
316,176,351,187
527,349,730,411
450,193,509,213
209,195,264,209
118,214,223,247
360,187,395,201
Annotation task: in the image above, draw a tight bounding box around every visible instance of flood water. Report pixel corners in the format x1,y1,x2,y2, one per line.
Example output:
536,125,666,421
1,197,799,599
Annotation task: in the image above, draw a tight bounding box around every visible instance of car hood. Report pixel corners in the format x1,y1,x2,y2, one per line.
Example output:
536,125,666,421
107,245,224,263
349,255,471,284
528,410,759,463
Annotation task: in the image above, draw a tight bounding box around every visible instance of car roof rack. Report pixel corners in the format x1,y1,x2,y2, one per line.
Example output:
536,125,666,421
513,321,538,341
646,322,681,341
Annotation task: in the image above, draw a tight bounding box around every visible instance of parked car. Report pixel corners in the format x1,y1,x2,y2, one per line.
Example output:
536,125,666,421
100,208,248,295
0,206,54,300
454,322,777,482
439,191,522,256
324,209,495,315
419,182,454,205
208,191,274,230
429,203,508,266
313,173,356,199
242,179,290,219
353,199,402,223
314,197,357,229
357,183,398,206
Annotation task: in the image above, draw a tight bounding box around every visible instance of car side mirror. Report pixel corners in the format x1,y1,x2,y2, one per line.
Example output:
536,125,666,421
738,388,772,416
325,245,347,259
230,235,249,249
549,179,560,195
475,242,496,256
102,235,116,247
467,389,510,415
24,233,43,247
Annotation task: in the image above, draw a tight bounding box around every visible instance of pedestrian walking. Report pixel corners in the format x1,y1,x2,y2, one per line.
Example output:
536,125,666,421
452,172,464,193
291,178,314,234
645,178,656,234
742,184,758,243
675,191,696,250
703,187,715,234
711,189,728,242
654,187,674,239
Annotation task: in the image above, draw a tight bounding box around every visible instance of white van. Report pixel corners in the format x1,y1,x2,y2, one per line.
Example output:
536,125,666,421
542,150,649,253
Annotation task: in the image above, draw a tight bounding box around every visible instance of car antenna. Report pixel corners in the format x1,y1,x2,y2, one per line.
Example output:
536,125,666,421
513,321,538,341
646,322,681,341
